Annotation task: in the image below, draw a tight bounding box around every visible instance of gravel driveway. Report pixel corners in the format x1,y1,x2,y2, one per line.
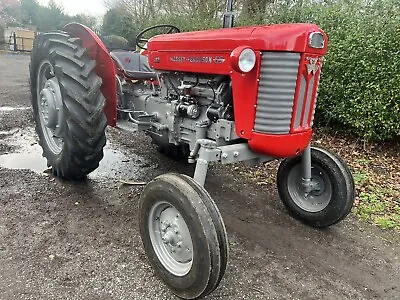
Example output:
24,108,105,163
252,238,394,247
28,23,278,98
0,54,399,300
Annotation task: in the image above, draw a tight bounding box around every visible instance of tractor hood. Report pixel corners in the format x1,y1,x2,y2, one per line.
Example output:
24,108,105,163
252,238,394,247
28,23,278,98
148,23,327,54
147,23,327,74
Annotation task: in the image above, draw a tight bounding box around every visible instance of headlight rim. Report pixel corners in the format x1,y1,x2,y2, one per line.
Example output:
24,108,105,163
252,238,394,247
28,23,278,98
230,46,257,73
308,32,325,49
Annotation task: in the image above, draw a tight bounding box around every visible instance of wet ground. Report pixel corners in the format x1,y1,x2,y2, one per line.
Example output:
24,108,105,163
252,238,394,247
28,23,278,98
0,54,399,300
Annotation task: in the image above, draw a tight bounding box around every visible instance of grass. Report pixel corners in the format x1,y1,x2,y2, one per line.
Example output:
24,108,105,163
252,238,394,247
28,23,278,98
313,130,400,231
353,171,368,185
353,188,400,230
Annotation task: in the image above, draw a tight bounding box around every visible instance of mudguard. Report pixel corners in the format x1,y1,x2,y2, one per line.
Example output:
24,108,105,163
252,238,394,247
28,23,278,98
63,23,117,127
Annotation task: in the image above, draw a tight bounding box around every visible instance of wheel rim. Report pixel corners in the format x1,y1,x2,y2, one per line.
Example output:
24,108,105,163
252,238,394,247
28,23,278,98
148,201,193,277
36,60,64,155
287,164,332,213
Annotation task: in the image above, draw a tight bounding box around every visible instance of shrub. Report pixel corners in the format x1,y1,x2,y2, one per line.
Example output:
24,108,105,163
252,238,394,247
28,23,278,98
256,0,400,141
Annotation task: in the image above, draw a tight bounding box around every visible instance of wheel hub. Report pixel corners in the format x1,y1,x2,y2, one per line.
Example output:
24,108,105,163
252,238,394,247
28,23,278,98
159,208,192,263
36,60,65,156
39,78,63,133
287,165,332,213
148,201,193,277
306,174,325,196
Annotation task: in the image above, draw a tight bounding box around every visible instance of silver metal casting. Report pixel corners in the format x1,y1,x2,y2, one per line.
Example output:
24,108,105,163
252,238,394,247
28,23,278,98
148,201,193,277
287,162,331,213
36,60,64,155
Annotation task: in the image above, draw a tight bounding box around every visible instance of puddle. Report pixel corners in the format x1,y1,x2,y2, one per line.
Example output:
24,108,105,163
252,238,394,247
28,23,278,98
0,128,47,172
90,148,146,180
0,128,150,180
0,144,47,172
0,106,31,112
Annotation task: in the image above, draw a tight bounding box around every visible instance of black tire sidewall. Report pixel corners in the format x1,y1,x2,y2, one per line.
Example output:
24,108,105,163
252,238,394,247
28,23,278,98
30,34,67,167
277,147,353,227
176,174,228,296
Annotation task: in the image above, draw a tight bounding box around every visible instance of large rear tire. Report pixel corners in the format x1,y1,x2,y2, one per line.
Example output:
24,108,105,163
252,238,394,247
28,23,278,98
139,173,228,299
277,146,355,228
30,31,107,179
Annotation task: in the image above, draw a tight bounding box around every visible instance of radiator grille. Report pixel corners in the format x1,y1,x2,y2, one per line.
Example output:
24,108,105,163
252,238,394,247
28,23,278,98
254,52,300,134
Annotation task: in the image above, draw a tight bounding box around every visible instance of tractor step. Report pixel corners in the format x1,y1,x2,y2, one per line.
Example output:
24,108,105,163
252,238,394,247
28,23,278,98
116,119,138,133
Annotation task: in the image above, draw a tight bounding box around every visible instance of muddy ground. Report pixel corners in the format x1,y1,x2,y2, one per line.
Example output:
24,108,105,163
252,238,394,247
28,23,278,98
0,54,399,300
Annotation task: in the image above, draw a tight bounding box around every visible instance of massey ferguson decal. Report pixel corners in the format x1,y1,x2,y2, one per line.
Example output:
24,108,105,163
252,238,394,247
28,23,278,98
213,56,226,64
306,57,321,75
170,55,225,64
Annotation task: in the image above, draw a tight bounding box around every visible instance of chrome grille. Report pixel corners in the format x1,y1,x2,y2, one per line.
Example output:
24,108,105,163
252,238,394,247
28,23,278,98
292,60,321,130
254,52,300,134
309,73,320,127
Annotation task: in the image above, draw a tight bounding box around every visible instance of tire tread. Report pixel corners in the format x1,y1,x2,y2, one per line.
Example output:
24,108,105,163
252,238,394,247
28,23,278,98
30,31,107,179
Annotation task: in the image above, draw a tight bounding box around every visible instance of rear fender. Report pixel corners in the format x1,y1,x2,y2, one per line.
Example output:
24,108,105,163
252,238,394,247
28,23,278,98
63,23,117,127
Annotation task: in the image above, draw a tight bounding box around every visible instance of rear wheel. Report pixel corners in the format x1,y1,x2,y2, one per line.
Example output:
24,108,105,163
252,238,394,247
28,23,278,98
30,31,107,179
277,146,355,228
139,173,228,299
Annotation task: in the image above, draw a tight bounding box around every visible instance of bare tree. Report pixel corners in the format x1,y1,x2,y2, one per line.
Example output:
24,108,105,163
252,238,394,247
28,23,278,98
162,0,225,18
239,0,272,23
103,0,163,29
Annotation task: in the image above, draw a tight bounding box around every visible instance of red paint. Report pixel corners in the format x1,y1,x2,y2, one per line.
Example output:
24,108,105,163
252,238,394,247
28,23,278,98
147,23,327,76
230,51,261,139
148,23,328,53
63,23,117,127
149,51,231,75
249,130,313,158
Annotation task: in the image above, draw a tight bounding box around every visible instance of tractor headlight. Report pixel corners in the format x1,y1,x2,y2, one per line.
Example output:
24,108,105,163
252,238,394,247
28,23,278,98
238,48,256,72
308,32,325,49
230,46,256,73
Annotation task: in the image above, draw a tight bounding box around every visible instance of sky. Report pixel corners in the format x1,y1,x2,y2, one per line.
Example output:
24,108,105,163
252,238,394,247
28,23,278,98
37,0,107,17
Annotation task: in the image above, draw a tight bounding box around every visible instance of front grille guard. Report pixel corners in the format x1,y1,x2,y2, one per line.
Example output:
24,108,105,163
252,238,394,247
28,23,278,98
254,52,321,135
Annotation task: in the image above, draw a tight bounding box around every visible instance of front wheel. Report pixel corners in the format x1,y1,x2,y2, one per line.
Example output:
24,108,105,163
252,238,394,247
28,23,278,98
277,146,355,228
139,173,228,299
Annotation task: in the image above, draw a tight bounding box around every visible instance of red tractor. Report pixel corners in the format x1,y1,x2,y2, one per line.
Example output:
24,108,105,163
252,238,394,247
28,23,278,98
29,5,355,299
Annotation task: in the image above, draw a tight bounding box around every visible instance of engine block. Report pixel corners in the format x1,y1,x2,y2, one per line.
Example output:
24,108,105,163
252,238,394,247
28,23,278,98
123,72,238,152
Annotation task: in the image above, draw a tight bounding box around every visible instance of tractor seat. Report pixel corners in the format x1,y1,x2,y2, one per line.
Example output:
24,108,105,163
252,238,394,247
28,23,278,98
110,50,157,80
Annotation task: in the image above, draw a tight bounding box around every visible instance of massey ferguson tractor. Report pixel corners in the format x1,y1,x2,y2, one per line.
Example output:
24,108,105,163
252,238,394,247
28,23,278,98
29,3,355,298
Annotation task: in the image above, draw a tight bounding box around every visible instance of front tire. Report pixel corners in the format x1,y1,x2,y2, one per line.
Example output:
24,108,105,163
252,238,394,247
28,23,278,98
277,146,355,228
139,173,228,299
30,31,107,179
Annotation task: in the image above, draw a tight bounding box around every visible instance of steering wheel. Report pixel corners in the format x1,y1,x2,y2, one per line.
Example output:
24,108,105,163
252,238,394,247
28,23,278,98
136,24,181,50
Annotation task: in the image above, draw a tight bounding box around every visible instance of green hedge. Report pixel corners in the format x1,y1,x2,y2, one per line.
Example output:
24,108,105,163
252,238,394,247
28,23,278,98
144,0,400,141
259,0,400,141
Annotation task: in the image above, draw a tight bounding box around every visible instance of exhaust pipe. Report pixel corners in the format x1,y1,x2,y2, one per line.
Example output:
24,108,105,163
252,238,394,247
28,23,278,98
222,0,235,28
